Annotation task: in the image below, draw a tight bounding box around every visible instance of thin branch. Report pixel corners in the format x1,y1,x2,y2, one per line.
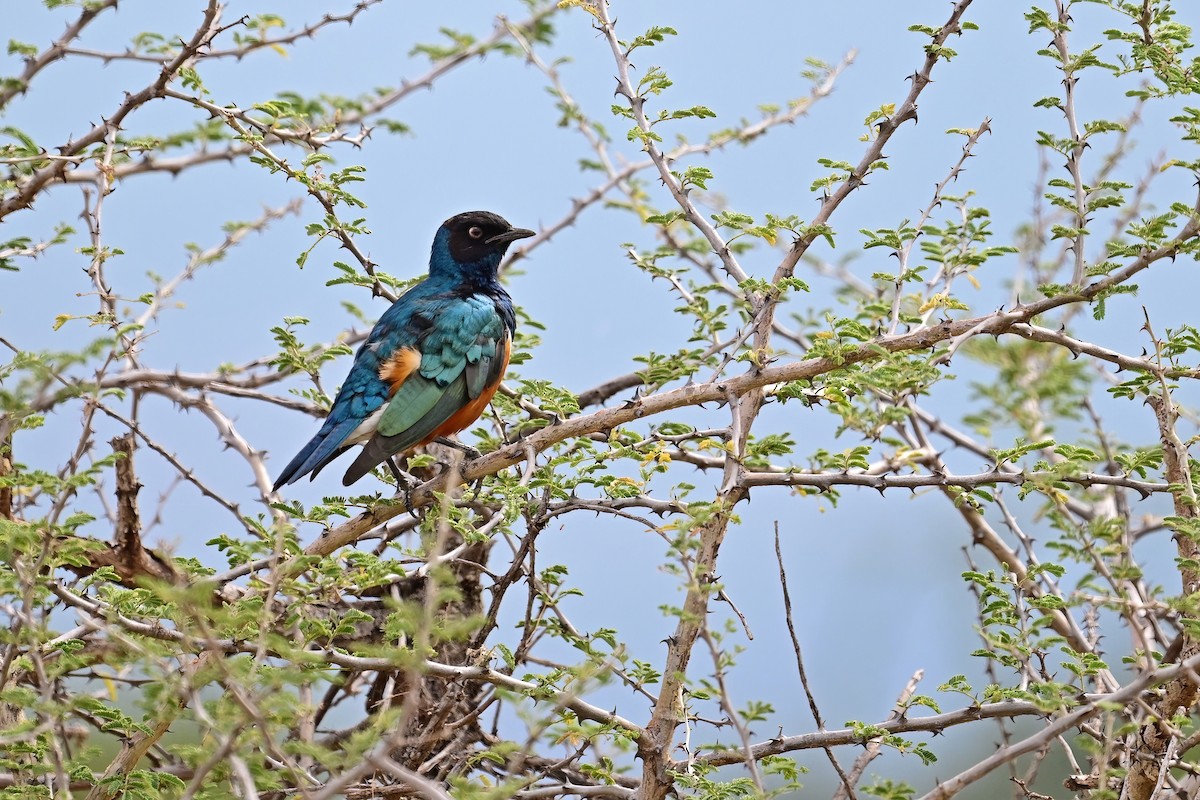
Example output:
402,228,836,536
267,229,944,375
595,2,748,288
0,0,120,109
739,467,1167,496
776,525,855,798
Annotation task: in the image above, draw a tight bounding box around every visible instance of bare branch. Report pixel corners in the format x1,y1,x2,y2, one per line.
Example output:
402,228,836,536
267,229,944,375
0,0,120,109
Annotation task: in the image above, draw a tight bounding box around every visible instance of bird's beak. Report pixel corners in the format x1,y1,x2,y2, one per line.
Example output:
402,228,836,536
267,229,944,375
487,227,536,245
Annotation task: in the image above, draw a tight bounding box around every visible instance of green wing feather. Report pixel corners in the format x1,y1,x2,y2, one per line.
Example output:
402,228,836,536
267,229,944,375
379,375,469,454
378,373,446,437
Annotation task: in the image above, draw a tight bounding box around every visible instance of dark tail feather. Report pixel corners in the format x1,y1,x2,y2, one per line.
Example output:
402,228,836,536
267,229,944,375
273,418,359,490
341,438,395,487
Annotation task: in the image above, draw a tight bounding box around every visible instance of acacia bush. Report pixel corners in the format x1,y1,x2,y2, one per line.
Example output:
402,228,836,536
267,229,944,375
2,1,1200,798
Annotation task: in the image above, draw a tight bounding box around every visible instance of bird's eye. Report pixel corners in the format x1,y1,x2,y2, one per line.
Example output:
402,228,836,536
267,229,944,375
468,226,484,240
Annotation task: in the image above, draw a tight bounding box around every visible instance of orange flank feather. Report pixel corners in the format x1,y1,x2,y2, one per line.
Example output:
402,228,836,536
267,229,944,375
428,336,511,442
378,346,421,396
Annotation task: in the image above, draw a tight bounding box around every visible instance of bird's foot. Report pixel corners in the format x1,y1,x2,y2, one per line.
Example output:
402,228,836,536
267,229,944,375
384,458,419,488
433,436,482,461
429,438,487,501
385,458,420,517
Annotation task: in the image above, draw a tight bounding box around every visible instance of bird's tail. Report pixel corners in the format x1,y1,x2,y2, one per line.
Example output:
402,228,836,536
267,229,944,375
272,418,359,490
341,437,395,487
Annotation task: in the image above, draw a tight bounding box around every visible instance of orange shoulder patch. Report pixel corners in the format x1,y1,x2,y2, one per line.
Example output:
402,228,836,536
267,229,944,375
378,346,421,396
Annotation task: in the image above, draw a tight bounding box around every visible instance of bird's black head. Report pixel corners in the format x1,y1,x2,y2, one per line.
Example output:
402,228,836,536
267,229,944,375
439,211,535,269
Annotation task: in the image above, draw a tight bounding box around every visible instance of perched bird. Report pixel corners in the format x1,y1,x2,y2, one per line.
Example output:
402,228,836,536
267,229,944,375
273,210,534,489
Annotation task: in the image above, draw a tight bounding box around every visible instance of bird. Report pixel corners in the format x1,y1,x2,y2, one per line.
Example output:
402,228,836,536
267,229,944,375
272,210,534,490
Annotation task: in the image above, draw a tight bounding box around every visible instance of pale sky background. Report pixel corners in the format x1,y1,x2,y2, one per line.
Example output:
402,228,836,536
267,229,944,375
3,0,1195,794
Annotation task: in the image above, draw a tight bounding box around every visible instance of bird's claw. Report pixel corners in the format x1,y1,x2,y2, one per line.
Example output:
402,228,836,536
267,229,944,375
385,458,420,517
384,458,419,488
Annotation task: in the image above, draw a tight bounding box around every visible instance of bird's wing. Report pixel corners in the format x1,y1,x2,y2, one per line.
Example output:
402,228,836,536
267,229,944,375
340,295,509,485
272,284,433,489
